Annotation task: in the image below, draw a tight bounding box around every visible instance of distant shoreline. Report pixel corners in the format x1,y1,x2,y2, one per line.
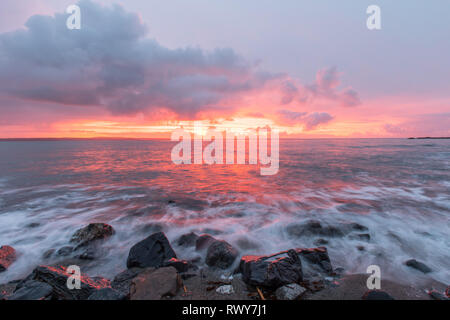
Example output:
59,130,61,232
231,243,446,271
1,137,449,141
407,137,450,140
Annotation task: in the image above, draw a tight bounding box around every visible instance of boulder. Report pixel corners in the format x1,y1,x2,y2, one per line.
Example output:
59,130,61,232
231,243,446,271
130,267,182,300
296,247,333,274
239,249,303,288
26,265,110,300
70,223,115,247
56,246,74,257
0,281,19,300
195,234,217,251
111,267,145,296
286,220,345,238
8,280,53,300
362,290,395,300
206,240,238,269
286,220,369,239
162,258,191,273
87,287,126,300
0,245,16,272
176,232,199,247
275,283,307,300
404,259,432,274
126,232,177,269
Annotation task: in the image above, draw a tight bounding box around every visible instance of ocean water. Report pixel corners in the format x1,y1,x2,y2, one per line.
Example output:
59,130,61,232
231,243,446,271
0,139,449,285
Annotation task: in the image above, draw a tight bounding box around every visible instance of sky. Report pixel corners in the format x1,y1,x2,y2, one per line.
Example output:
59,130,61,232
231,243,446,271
0,0,449,138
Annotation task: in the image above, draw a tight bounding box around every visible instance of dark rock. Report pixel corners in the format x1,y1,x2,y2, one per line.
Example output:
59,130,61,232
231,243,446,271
239,249,303,288
87,287,126,300
111,267,145,296
296,247,333,274
78,247,97,260
206,240,238,269
26,222,40,228
162,258,191,273
314,239,329,246
275,283,307,300
286,220,369,239
9,280,53,300
195,234,217,251
0,281,18,299
56,246,74,257
130,267,182,300
356,245,365,251
428,290,449,300
0,245,16,272
176,232,199,247
362,290,395,300
42,249,55,259
348,223,369,232
26,265,110,300
404,259,432,274
127,232,177,269
286,220,345,238
70,223,115,247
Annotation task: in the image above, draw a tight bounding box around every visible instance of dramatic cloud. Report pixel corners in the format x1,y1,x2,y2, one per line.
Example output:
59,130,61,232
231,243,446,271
277,109,334,130
0,0,361,121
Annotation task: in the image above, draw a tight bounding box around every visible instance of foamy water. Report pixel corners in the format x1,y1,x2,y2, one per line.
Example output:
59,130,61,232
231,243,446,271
0,139,449,285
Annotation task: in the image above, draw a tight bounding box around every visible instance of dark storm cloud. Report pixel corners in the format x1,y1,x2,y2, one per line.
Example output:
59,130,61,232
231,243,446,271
0,0,361,119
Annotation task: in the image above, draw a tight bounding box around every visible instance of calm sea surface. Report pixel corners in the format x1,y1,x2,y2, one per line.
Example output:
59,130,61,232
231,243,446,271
0,139,449,284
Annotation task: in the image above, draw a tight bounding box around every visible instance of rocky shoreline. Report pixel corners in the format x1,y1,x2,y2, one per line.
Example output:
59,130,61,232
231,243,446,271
0,223,448,300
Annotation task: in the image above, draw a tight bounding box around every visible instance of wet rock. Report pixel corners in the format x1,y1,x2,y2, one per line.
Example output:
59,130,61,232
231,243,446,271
0,281,18,300
78,247,97,260
162,258,192,273
362,290,395,300
111,267,145,296
428,290,449,300
130,266,182,300
286,220,345,238
349,233,371,241
314,239,329,246
404,259,432,274
87,287,126,300
127,232,177,269
195,234,217,251
56,246,74,257
70,223,115,247
205,240,238,269
0,245,16,272
176,232,199,247
26,265,110,300
42,249,55,259
275,283,306,300
239,249,303,288
26,222,40,228
296,247,333,274
216,285,234,295
347,223,369,232
8,280,53,300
